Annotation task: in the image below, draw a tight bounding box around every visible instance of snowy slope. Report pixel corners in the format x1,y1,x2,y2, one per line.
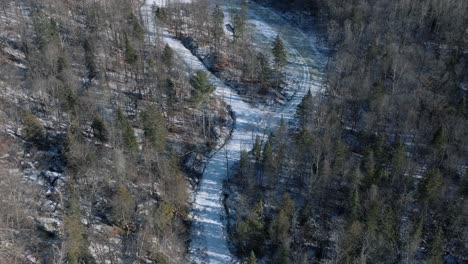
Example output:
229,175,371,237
142,0,325,263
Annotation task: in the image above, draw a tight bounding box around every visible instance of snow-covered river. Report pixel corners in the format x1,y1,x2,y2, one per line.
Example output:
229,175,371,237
142,0,325,263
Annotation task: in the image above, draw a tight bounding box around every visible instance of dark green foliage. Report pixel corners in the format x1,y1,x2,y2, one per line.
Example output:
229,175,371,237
233,0,248,41
23,112,46,144
248,250,257,264
64,193,86,264
162,44,174,69
118,109,138,152
141,106,167,153
334,140,345,176
420,169,444,204
296,89,313,128
270,194,295,246
262,137,273,172
83,38,98,79
236,200,266,256
32,10,59,50
272,35,287,71
190,71,215,103
124,33,138,65
91,115,108,143
256,52,272,92
128,13,145,41
211,5,225,51
428,228,444,264
253,136,262,162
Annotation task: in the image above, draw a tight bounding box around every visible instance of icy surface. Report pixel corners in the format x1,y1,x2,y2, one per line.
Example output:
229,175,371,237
143,0,325,263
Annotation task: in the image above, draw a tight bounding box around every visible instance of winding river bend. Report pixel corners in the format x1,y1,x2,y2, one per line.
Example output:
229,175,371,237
143,0,325,263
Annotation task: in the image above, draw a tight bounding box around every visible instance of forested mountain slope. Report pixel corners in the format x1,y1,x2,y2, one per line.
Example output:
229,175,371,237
0,0,467,263
226,0,468,263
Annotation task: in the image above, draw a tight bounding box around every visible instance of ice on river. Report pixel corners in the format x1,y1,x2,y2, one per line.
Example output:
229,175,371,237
142,0,325,263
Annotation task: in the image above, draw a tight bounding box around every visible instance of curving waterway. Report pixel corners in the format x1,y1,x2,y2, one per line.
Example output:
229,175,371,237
142,0,325,263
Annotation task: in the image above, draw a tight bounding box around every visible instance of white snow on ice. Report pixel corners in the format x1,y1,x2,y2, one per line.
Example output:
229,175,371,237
142,0,326,263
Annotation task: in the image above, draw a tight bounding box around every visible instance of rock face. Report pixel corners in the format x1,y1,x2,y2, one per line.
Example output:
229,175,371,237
35,217,62,236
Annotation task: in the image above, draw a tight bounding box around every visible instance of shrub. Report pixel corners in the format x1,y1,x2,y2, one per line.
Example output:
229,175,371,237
23,113,46,144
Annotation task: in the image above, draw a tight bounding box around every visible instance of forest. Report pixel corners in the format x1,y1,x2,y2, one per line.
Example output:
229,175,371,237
0,0,466,263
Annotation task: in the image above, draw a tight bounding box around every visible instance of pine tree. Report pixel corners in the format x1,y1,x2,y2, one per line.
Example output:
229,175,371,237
428,228,444,264
256,52,272,93
272,35,287,71
117,109,138,152
334,140,345,176
253,136,262,162
141,106,167,153
262,137,273,170
296,89,313,128
64,193,86,264
420,169,444,204
124,33,138,65
191,71,215,104
233,0,248,41
91,115,108,143
212,5,224,52
162,43,174,69
83,38,98,79
249,250,257,264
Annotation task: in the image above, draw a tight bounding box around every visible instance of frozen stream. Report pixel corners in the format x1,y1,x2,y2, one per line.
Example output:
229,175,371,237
142,0,325,263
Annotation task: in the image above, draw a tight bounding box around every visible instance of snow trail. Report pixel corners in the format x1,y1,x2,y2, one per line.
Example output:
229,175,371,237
142,0,325,263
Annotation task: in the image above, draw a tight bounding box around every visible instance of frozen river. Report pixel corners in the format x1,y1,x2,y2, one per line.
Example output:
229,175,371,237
142,0,325,262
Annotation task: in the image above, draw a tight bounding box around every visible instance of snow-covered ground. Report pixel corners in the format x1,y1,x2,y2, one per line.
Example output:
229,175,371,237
142,0,325,262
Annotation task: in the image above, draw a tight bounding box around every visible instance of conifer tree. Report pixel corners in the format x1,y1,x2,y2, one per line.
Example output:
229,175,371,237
233,0,248,41
91,115,108,143
253,136,262,162
118,109,138,152
64,193,86,264
162,43,174,69
191,71,215,104
212,5,225,52
141,106,167,153
272,35,287,71
249,250,257,264
124,33,138,65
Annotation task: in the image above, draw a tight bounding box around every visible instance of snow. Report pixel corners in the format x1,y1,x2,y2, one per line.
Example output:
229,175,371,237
147,0,191,7
141,0,325,263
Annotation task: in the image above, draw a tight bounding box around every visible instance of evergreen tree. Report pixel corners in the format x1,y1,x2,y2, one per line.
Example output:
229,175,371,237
249,250,257,264
124,33,138,65
141,106,167,153
296,89,313,128
117,109,138,152
253,136,262,162
91,115,108,143
334,140,345,176
262,137,273,170
211,5,225,52
420,169,444,204
191,71,215,104
272,35,287,71
233,0,248,41
83,38,98,79
64,193,86,264
256,52,272,92
428,228,444,264
162,43,174,69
